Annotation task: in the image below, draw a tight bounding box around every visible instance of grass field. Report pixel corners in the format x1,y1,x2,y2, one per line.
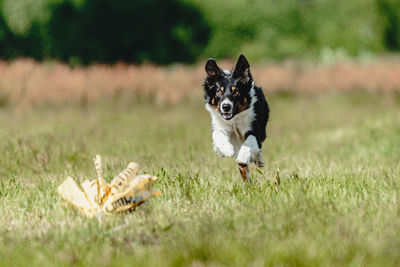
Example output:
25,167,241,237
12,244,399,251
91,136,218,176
1,91,400,266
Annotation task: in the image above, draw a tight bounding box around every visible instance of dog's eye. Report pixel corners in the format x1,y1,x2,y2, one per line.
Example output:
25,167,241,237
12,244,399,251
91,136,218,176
217,87,224,95
232,87,239,96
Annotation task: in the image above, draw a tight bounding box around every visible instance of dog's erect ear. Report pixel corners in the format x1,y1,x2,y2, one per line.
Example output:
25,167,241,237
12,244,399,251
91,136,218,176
205,58,222,78
233,54,251,83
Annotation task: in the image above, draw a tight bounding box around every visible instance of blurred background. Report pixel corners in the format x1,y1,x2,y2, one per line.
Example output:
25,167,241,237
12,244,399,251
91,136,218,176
0,0,399,106
1,0,400,64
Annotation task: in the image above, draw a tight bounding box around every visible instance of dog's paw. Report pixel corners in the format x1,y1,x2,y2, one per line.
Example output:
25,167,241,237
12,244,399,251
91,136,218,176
238,163,250,181
236,146,251,166
255,151,265,167
256,159,265,167
215,144,235,158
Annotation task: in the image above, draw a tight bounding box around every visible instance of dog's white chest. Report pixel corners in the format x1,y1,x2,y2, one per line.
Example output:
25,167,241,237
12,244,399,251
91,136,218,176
206,104,253,132
205,103,255,151
228,111,253,148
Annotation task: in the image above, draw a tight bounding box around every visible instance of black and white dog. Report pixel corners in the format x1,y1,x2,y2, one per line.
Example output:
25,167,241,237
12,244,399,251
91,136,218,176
203,55,269,181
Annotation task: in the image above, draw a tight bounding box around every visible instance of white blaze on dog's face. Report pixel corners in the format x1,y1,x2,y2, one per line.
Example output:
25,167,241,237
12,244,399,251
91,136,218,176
203,55,254,121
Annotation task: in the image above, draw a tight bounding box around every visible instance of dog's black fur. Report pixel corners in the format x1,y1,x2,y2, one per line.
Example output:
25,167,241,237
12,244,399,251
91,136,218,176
203,54,269,180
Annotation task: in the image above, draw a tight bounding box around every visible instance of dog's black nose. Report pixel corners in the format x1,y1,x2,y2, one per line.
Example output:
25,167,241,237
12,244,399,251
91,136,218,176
222,103,232,112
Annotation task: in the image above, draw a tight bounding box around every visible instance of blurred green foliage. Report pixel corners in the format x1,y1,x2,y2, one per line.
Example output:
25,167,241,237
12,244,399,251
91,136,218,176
190,0,394,61
0,0,210,64
0,0,399,64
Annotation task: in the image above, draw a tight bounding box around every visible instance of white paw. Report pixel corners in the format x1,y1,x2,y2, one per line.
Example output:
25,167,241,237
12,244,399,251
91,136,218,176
215,143,235,158
236,145,251,166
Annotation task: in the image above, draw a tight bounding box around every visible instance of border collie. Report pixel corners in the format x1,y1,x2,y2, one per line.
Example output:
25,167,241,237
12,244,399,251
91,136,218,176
203,55,270,181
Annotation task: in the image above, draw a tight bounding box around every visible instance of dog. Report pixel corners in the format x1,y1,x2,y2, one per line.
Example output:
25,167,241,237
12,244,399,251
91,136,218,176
203,54,269,181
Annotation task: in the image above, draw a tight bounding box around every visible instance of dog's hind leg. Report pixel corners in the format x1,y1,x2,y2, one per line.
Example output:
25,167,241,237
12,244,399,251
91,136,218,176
255,151,264,167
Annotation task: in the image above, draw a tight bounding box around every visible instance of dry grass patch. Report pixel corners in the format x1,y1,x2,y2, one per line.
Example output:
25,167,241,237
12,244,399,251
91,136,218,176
1,58,400,109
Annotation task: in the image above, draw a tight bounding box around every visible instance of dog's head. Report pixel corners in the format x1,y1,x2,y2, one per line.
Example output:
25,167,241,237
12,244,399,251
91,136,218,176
203,54,253,120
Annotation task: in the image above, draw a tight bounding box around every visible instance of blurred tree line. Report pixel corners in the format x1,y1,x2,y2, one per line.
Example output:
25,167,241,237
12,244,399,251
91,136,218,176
0,0,399,64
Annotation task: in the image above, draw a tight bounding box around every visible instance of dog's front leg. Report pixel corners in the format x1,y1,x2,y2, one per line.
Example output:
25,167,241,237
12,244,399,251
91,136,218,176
236,135,260,181
212,130,235,158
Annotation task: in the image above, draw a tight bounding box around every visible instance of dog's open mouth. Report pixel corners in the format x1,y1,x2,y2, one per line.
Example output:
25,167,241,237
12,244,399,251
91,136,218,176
222,113,233,120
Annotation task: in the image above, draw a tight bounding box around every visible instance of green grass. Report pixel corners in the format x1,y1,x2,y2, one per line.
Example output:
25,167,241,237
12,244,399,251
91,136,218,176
1,92,400,266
